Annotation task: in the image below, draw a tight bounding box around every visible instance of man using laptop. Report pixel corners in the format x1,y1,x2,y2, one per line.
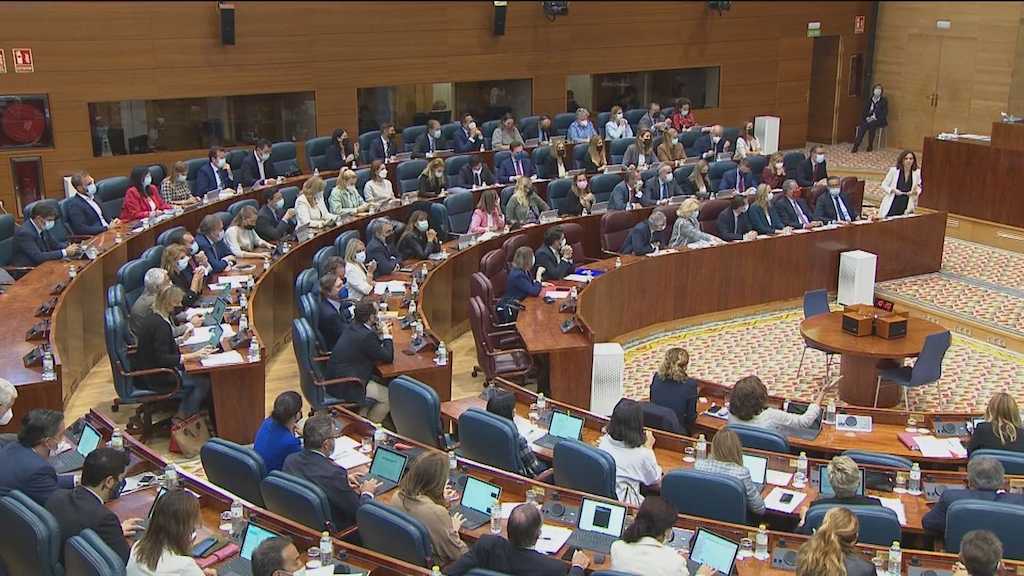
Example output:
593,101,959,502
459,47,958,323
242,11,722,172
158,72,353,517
251,537,304,576
446,504,591,576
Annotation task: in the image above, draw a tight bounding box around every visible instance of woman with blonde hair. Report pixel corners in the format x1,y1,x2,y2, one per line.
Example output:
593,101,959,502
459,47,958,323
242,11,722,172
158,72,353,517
605,105,633,140
328,168,370,217
542,139,575,179
796,507,874,576
761,152,787,190
581,134,608,173
683,159,711,198
650,347,699,433
417,157,447,199
693,430,765,514
161,243,204,308
656,127,687,167
344,239,375,300
390,452,468,565
669,197,719,247
747,183,786,236
504,175,549,226
969,392,1024,454
295,175,334,236
225,205,274,258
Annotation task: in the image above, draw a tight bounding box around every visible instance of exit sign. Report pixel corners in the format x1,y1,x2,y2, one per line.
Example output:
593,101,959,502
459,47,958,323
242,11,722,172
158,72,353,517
807,22,821,37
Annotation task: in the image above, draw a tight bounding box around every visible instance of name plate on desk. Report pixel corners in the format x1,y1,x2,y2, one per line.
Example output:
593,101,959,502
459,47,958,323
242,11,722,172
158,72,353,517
25,319,50,341
835,414,872,433
22,344,46,367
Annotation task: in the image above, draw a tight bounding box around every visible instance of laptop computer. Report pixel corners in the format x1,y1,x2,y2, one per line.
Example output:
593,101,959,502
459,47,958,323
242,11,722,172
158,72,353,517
687,528,740,575
366,446,408,495
604,164,625,174
202,297,228,327
533,411,585,450
218,522,284,576
591,201,609,214
50,422,102,474
451,476,502,530
539,209,559,224
136,486,169,533
819,465,865,497
566,497,626,554
741,453,769,491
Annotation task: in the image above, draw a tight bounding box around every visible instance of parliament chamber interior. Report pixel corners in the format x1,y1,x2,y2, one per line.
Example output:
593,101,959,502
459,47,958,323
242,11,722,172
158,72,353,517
1,2,1023,575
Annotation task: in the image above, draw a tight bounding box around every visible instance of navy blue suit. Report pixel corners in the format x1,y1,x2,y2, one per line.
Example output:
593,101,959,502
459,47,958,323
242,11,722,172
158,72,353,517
196,233,232,273
282,449,372,530
194,162,235,197
813,192,858,223
650,375,699,434
496,156,535,184
318,296,350,351
609,181,639,211
454,128,485,153
327,323,394,403
719,168,754,193
716,208,750,241
11,220,66,266
921,489,1024,534
366,237,399,278
65,195,109,236
0,442,75,506
238,150,276,187
368,136,395,162
620,221,658,256
641,178,682,207
503,268,541,301
694,134,728,159
747,203,784,235
796,159,828,187
774,195,814,228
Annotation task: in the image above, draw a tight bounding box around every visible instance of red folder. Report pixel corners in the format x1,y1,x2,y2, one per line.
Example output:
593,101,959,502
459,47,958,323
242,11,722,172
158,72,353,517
196,542,240,568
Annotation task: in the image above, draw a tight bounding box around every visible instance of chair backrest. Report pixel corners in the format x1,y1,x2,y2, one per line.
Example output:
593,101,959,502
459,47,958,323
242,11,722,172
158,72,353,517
200,438,268,507
560,222,588,263
299,293,328,353
334,230,360,260
709,160,736,192
279,186,300,211
445,155,473,187
553,113,576,136
624,108,646,127
493,151,511,171
358,130,380,164
945,500,1024,559
105,307,138,401
0,213,16,267
116,257,151,307
304,136,333,172
260,471,334,531
783,151,805,179
459,408,526,475
401,125,427,153
356,501,433,567
722,126,741,149
518,115,540,139
600,210,643,254
680,130,702,156
354,168,372,195
65,528,126,576
532,146,552,178
803,289,829,319
662,469,748,525
481,120,500,148
291,318,330,411
499,185,516,218
468,296,497,379
480,248,507,296
389,375,444,448
313,245,338,276
469,272,494,305
971,449,1024,475
725,423,790,453
501,235,530,268
590,173,622,204
595,112,611,135
94,175,130,221
397,159,428,194
466,570,515,576
803,504,901,547
746,154,767,183
553,439,617,499
270,141,299,176
24,199,69,245
546,178,573,213
155,226,186,246
640,402,682,434
608,137,634,165
440,122,461,142
106,284,128,317
445,190,475,235
295,267,319,308
843,450,912,470
572,142,592,166
214,210,232,230
698,198,732,234
227,198,258,219
0,490,63,576
147,164,167,190
909,331,951,386
226,148,249,173
184,157,208,195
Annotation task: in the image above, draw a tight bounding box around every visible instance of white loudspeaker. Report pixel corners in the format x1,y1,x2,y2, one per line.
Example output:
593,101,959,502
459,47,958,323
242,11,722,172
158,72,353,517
837,250,877,306
754,116,780,155
590,343,624,416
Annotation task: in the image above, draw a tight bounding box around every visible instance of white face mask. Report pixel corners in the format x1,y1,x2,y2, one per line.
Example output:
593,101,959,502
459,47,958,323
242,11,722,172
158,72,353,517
712,136,720,143
355,251,366,263
176,174,187,183
434,170,444,178
829,187,841,196
873,88,882,97
662,173,673,183
681,107,690,114
216,158,226,169
377,169,387,179
815,154,826,163
579,120,589,127
0,408,12,426
468,122,477,130
176,257,190,271
85,182,97,196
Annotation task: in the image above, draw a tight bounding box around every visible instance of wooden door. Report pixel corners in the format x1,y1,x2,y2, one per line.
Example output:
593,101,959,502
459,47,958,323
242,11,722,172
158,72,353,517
933,36,978,135
808,36,840,143
893,34,943,150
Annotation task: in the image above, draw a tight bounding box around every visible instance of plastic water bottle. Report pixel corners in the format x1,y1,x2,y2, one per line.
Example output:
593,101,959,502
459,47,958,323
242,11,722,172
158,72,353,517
410,275,419,296
420,263,429,282
908,463,921,496
695,434,707,460
42,349,56,381
230,499,245,541
436,341,448,366
537,392,547,412
490,499,502,534
408,300,417,316
239,291,248,310
615,256,622,269
754,524,769,560
887,541,902,575
248,339,260,363
373,427,387,450
432,566,443,576
110,428,124,451
794,452,808,488
163,464,178,489
449,450,458,472
238,313,248,333
824,399,836,425
68,264,78,279
569,286,578,301
319,531,334,566
313,167,320,178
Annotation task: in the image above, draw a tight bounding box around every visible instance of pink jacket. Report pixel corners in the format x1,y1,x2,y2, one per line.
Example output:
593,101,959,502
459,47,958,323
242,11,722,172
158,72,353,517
469,208,505,234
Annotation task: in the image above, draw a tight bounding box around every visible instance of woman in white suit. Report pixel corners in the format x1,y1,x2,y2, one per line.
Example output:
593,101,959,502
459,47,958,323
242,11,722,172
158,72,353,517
294,175,335,240
879,150,922,217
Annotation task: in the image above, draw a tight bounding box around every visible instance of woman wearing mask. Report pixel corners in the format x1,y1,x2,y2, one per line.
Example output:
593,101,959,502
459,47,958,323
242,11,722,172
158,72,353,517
795,507,875,576
344,239,375,300
669,197,720,247
504,176,550,226
747,184,787,235
417,157,447,199
581,134,608,173
160,161,198,206
683,159,711,198
469,188,505,234
879,150,921,217
161,244,204,308
389,452,469,566
734,120,762,159
562,172,595,216
121,166,171,221
761,152,787,190
656,127,687,167
325,127,358,170
669,97,697,131
542,140,575,179
851,84,888,153
623,129,656,169
329,168,370,217
294,175,335,236
225,205,274,259
364,159,396,208
397,210,441,261
491,113,523,151
605,105,634,140
127,489,214,576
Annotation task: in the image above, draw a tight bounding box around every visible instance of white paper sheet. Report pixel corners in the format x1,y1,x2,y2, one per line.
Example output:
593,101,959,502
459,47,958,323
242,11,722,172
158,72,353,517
334,436,361,452
544,291,570,299
181,324,236,346
564,274,593,283
514,416,547,443
373,280,407,295
764,488,806,513
645,248,677,257
333,448,371,470
914,435,963,458
878,497,908,525
200,351,245,367
766,470,793,487
184,307,213,318
535,524,573,555
217,275,254,287
500,501,526,519
305,566,338,576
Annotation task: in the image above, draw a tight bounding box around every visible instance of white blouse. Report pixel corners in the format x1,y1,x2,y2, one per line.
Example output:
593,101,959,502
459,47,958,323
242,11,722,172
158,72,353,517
127,544,205,576
597,435,662,505
364,178,396,205
345,261,373,300
295,192,332,230
224,225,270,256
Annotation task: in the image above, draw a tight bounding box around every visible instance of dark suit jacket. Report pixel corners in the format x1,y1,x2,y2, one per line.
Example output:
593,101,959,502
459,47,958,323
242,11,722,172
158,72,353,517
774,196,813,228
620,221,657,256
170,269,199,308
255,205,293,242
327,323,394,402
496,156,536,184
12,221,67,266
194,162,235,197
47,486,130,563
66,194,109,236
641,178,682,206
716,208,750,241
0,442,75,506
796,158,828,187
196,233,232,273
814,192,858,223
412,133,450,158
368,136,394,161
282,449,371,530
318,296,350,351
458,164,496,188
746,203,784,235
366,237,399,278
454,128,485,153
679,176,710,198
397,231,441,261
324,141,356,170
921,488,1024,534
417,173,447,199
863,96,889,126
446,534,583,576
541,154,575,180
650,375,699,434
534,245,572,281
694,134,727,159
134,312,183,393
967,422,1024,455
609,181,641,211
239,150,277,187
719,168,754,192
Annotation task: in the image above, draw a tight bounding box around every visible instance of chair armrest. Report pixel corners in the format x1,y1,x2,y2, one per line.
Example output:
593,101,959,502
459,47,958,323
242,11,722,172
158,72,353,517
484,347,530,358
117,364,183,399
486,329,521,338
313,375,364,388
602,250,623,258
3,265,34,272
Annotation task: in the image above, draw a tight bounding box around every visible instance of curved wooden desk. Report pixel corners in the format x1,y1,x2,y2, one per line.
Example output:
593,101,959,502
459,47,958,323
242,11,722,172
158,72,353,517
800,312,947,407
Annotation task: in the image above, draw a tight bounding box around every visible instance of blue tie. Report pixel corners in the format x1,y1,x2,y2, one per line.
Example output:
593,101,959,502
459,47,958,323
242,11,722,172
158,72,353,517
661,183,667,200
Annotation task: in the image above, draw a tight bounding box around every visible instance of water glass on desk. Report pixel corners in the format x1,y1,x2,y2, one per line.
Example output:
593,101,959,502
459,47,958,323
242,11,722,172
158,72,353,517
306,547,322,569
528,403,540,427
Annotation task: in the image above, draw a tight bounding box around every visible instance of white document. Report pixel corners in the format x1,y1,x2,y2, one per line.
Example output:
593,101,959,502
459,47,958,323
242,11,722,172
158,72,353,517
200,351,245,367
333,448,371,470
373,280,407,295
646,248,677,257
333,436,361,452
535,524,573,555
878,497,908,526
764,488,806,513
915,435,964,458
514,416,546,443
500,501,526,519
766,470,793,487
217,274,254,287
305,566,337,576
544,291,570,299
945,438,968,458
564,274,593,283
181,324,236,346
184,307,213,317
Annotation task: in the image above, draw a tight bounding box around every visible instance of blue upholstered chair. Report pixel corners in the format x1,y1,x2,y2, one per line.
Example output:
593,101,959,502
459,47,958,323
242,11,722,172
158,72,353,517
725,423,790,453
546,178,572,214
156,225,186,246
227,198,258,219
553,113,575,136
874,330,951,408
200,438,268,506
313,245,338,276
970,449,1024,475
709,160,736,192
94,175,130,221
294,267,319,309
945,500,1024,559
843,450,912,470
457,408,527,475
803,504,901,547
445,155,473,187
334,230,360,260
357,501,434,567
389,375,447,449
608,137,634,165
662,469,748,524
270,141,300,176
553,439,617,499
260,471,334,532
445,191,475,235
304,136,332,173
65,528,126,576
397,159,428,194
641,402,682,434
798,289,835,383
0,490,64,576
358,130,380,164
292,318,362,413
590,173,623,204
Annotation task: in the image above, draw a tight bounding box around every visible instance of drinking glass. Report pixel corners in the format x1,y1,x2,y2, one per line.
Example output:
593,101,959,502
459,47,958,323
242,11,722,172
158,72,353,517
738,538,754,559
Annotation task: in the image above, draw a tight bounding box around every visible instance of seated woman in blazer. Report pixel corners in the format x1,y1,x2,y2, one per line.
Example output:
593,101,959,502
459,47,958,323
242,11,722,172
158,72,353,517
693,430,765,515
561,172,595,216
580,135,608,174
879,150,922,218
324,127,358,170
968,392,1024,455
681,160,711,198
796,507,876,576
747,184,788,235
225,205,274,259
669,198,721,247
534,226,574,281
469,189,505,234
656,127,687,168
120,166,171,222
504,176,550,227
417,158,447,199
343,239,375,301
389,452,469,566
396,210,441,261
503,246,544,302
623,129,657,170
542,140,575,179
761,152,787,190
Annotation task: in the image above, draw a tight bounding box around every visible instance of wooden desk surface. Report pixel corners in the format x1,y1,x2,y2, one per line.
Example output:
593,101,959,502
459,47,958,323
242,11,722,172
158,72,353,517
800,311,946,359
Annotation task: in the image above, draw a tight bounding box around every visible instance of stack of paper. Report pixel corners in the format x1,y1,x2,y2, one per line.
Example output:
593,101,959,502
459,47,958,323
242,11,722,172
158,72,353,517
500,502,526,519
330,436,371,469
182,324,236,346
184,307,213,318
373,280,407,295
915,436,967,458
766,470,793,487
200,351,244,367
543,290,570,299
764,488,806,513
564,274,593,283
878,497,908,525
535,524,573,555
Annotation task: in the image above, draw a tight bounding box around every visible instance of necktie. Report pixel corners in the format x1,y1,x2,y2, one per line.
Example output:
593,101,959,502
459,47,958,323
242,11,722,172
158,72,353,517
475,172,482,186
514,160,522,176
793,198,808,225
257,152,266,181
429,137,435,153
661,183,667,200
835,196,850,221
738,171,745,191
734,212,739,232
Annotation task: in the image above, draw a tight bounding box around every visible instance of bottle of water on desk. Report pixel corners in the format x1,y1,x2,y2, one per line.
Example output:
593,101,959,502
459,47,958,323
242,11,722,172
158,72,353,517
537,392,547,411
411,275,419,296
908,463,921,496
887,541,902,575
490,499,502,534
248,339,260,363
373,427,387,450
615,256,622,269
319,531,333,566
431,566,443,576
163,464,178,489
754,524,769,560
435,341,448,366
238,312,248,333
695,434,707,461
824,399,836,425
794,452,808,488
230,499,245,542
42,349,56,381
448,449,458,472
239,291,248,310
110,428,124,451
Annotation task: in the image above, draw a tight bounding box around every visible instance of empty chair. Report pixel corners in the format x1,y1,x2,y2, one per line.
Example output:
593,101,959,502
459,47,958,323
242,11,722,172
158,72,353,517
945,500,1024,560
708,160,736,192
94,176,130,222
970,449,1024,475
843,450,912,470
294,267,319,308
746,154,767,182
270,141,300,176
546,178,572,214
226,148,249,173
200,438,268,506
640,402,682,434
480,248,508,296
445,190,475,235
553,113,575,136
397,159,428,194
65,529,126,576
389,375,448,449
662,469,748,525
518,115,540,139
725,423,790,453
458,408,527,475
356,501,433,567
445,155,474,187
260,470,334,532
553,439,617,499
468,297,533,386
401,125,428,153
0,490,64,576
680,130,701,157
697,198,731,234
783,151,806,180
560,222,594,264
803,504,901,547
624,108,647,128
531,146,552,178
106,284,129,321
298,293,330,355
358,130,380,164
115,257,151,308
440,122,461,142
798,289,835,383
304,136,333,173
590,173,622,204
874,330,951,408
292,318,362,413
481,120,500,147
156,225,186,246
227,198,258,219
608,137,635,165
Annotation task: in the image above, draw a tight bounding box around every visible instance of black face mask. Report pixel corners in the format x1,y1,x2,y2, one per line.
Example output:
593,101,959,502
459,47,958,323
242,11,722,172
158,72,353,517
109,477,126,500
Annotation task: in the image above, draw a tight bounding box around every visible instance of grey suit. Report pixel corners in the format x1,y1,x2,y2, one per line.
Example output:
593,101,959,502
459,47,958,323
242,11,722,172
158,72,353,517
669,215,716,247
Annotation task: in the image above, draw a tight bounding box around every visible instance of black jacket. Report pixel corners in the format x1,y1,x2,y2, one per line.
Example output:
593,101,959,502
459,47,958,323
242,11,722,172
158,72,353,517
650,375,698,434
417,173,446,199
327,323,394,402
397,230,441,261
967,422,1024,455
366,236,400,278
12,221,67,267
255,204,293,242
620,221,657,256
170,269,199,308
813,192,859,223
796,158,828,187
317,296,350,351
445,534,584,576
133,312,182,393
239,150,276,187
412,133,450,158
47,486,130,564
369,136,395,162
541,153,575,180
458,164,496,188
324,140,357,170
774,196,814,229
282,449,372,530
533,244,572,281
862,96,889,126
716,208,750,241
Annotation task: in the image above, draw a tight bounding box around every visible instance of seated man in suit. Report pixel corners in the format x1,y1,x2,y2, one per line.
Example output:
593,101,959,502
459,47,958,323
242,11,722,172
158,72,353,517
956,530,1003,576
534,226,574,281
922,456,1024,536
641,164,682,207
194,146,237,198
317,272,351,350
366,218,400,278
195,213,236,273
620,210,667,256
773,179,820,230
535,115,554,143
413,119,450,158
255,189,297,242
66,171,120,236
252,537,306,576
0,409,75,506
282,414,380,530
496,141,536,184
809,456,881,509
719,157,756,193
610,169,644,211
716,196,755,241
797,145,829,188
459,155,496,189
239,139,278,188
369,122,397,162
446,503,590,575
454,114,486,153
11,202,81,266
327,301,392,423
47,447,143,564
693,124,730,161
814,176,859,224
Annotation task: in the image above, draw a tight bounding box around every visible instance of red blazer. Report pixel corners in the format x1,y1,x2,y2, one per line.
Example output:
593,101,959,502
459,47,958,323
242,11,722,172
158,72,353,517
120,185,170,221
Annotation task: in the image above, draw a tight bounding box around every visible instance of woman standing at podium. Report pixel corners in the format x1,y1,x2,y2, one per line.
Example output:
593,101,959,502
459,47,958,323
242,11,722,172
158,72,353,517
879,150,921,217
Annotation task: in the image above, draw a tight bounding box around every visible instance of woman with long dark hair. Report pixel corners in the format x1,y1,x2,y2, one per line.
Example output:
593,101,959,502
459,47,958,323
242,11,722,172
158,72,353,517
597,398,662,505
611,496,714,576
127,489,210,575
121,165,170,221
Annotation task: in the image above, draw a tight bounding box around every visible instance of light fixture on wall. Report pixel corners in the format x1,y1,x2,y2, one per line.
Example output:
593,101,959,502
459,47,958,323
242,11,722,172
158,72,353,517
708,1,731,15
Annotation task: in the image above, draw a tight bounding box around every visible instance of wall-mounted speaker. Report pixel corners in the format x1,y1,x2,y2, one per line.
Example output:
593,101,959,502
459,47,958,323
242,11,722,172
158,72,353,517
493,1,508,36
219,2,236,46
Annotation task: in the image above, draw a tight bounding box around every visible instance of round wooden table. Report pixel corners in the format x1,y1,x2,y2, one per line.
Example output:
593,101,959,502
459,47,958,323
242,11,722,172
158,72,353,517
799,311,947,408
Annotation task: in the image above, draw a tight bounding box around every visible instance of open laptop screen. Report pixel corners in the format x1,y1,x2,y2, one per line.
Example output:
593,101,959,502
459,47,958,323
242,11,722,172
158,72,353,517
689,528,739,575
576,498,626,537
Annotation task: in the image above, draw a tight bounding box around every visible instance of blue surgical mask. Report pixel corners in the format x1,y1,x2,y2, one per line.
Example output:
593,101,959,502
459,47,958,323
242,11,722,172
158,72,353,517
355,251,366,263
85,183,97,196
44,220,56,231
176,257,190,271
109,477,126,500
191,241,199,255
338,284,349,300
416,220,429,232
